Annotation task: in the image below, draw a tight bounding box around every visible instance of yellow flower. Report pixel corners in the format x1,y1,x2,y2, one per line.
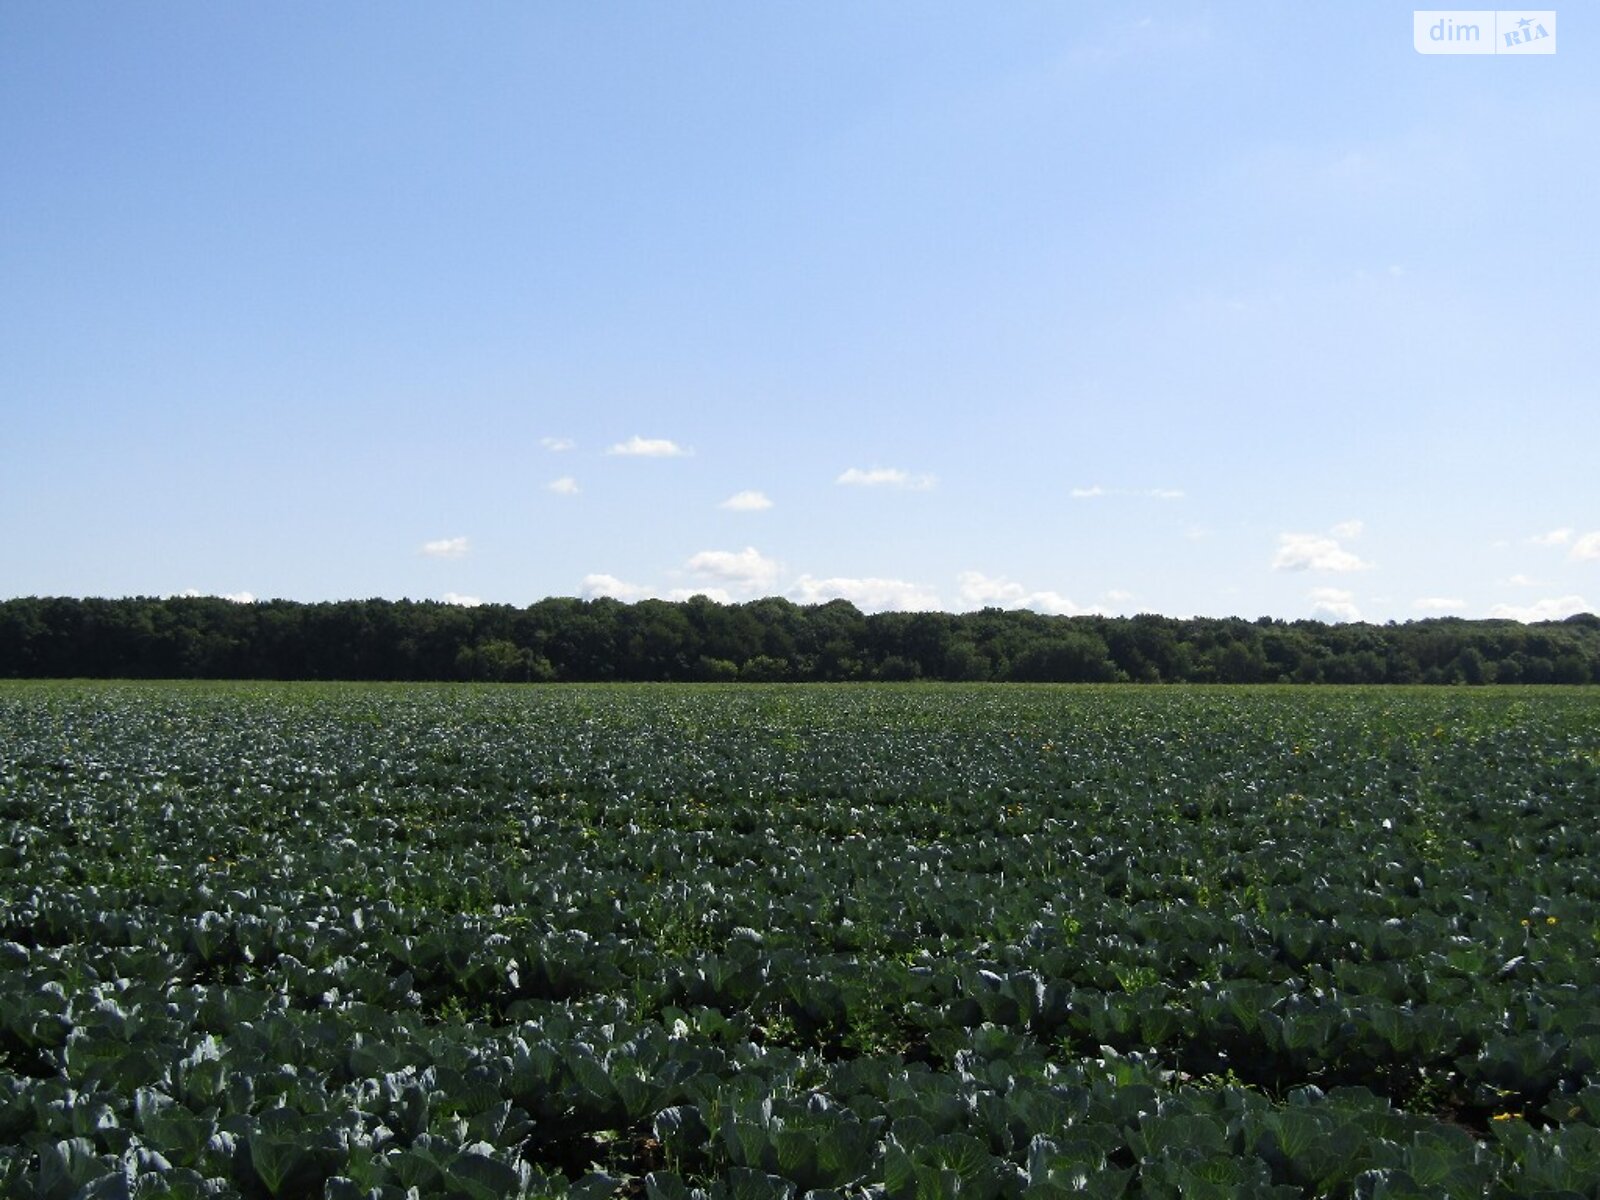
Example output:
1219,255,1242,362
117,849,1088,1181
1546,916,1558,926
1491,1111,1522,1122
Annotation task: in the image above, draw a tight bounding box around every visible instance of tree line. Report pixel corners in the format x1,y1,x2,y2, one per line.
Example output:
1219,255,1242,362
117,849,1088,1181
2,595,1597,684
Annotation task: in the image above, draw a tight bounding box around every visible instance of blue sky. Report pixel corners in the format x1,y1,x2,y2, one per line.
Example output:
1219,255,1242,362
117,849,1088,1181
2,3,1594,621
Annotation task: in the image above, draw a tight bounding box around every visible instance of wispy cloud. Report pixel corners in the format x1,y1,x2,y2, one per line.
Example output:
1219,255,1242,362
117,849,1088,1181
956,570,1098,616
1310,587,1361,622
1273,529,1373,573
685,547,781,590
1330,519,1364,540
1489,595,1591,623
1414,596,1465,613
720,490,773,511
547,476,579,495
836,466,936,490
421,537,470,559
606,435,690,457
1530,528,1573,547
442,592,482,607
580,573,650,602
1505,573,1545,588
790,574,941,612
1569,532,1600,561
540,437,575,452
1071,485,1185,500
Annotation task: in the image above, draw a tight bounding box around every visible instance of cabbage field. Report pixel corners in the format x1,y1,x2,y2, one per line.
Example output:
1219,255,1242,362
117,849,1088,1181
2,681,1599,1198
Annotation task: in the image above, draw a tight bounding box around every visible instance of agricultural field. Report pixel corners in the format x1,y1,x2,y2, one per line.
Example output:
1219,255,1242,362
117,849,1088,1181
2,682,1599,1199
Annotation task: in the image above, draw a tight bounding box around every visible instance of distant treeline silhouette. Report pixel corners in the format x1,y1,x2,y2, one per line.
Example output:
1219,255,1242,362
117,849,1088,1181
3,595,1598,684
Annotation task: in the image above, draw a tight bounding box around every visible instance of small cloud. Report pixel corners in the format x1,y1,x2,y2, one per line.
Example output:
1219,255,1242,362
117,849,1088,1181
1530,528,1573,547
1505,573,1545,588
1569,532,1600,561
580,573,651,602
665,587,735,604
1105,589,1135,603
836,466,936,490
956,570,1097,616
1071,484,1182,500
686,546,781,590
1310,587,1361,622
421,536,470,559
1414,597,1465,613
1273,532,1373,573
1185,525,1214,541
547,476,579,495
1387,264,1405,277
720,490,773,511
1330,519,1364,540
442,592,482,607
606,435,690,457
790,574,941,612
1489,595,1592,623
540,437,575,452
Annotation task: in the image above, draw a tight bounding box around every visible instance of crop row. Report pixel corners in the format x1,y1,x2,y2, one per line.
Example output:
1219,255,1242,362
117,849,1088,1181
1,682,1598,1197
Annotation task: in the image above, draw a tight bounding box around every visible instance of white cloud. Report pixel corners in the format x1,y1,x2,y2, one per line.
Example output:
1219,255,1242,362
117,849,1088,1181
421,537,470,559
580,573,651,602
1071,485,1184,500
1414,597,1465,613
1272,532,1373,573
442,592,482,607
790,574,941,612
685,547,781,589
1105,589,1135,603
836,466,936,490
1489,595,1592,622
540,437,575,452
720,490,773,511
956,570,1098,616
1505,573,1545,588
547,476,579,495
1530,528,1573,547
1309,587,1361,622
606,435,690,457
1330,519,1364,540
1569,532,1600,561
665,587,735,604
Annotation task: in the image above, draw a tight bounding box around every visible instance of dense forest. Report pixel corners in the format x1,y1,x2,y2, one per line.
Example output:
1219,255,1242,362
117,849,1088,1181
2,595,1597,684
